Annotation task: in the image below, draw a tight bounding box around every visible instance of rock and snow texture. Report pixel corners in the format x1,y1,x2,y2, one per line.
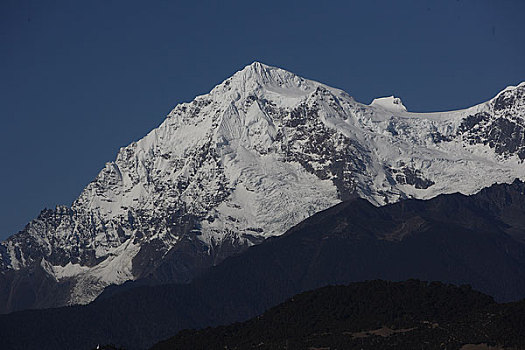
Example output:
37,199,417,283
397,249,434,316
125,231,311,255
1,62,524,312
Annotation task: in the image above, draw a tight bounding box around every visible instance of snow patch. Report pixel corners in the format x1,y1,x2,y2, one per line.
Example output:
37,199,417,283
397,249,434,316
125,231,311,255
370,96,407,112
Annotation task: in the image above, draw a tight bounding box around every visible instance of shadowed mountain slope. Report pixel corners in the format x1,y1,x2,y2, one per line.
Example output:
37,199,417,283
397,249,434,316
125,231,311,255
1,181,525,349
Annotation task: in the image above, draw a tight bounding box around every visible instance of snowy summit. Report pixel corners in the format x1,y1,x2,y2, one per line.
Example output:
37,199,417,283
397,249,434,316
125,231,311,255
0,61,524,313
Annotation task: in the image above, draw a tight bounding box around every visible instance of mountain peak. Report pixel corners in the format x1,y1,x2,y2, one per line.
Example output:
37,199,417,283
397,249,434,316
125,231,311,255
235,61,278,83
1,63,524,314
245,60,271,71
212,61,318,99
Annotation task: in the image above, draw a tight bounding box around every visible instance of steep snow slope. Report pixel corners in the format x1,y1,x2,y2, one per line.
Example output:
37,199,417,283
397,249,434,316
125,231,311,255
0,62,524,311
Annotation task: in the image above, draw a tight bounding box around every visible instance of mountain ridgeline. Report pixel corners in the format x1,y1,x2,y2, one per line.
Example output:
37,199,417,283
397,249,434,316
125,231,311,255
1,180,525,349
0,62,524,314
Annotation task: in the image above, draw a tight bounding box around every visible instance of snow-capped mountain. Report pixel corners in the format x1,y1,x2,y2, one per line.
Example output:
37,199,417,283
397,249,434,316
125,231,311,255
1,62,524,313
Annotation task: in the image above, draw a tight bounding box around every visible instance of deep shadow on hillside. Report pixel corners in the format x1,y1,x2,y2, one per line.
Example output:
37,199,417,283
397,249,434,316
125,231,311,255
1,180,525,350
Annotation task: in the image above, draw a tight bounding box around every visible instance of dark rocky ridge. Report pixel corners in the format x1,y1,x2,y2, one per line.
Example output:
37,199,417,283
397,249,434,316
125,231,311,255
458,85,525,159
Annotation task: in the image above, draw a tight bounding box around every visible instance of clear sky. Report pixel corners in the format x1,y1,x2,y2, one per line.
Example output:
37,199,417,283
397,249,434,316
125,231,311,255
1,0,524,240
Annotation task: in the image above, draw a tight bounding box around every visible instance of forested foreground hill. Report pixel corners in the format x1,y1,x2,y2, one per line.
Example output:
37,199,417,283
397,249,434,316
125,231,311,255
152,280,525,350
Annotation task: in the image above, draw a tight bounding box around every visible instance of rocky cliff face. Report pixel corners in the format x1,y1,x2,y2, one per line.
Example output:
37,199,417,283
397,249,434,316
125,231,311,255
1,62,524,313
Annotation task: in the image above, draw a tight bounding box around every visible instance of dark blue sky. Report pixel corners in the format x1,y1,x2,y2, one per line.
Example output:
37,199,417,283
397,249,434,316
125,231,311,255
1,0,524,240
